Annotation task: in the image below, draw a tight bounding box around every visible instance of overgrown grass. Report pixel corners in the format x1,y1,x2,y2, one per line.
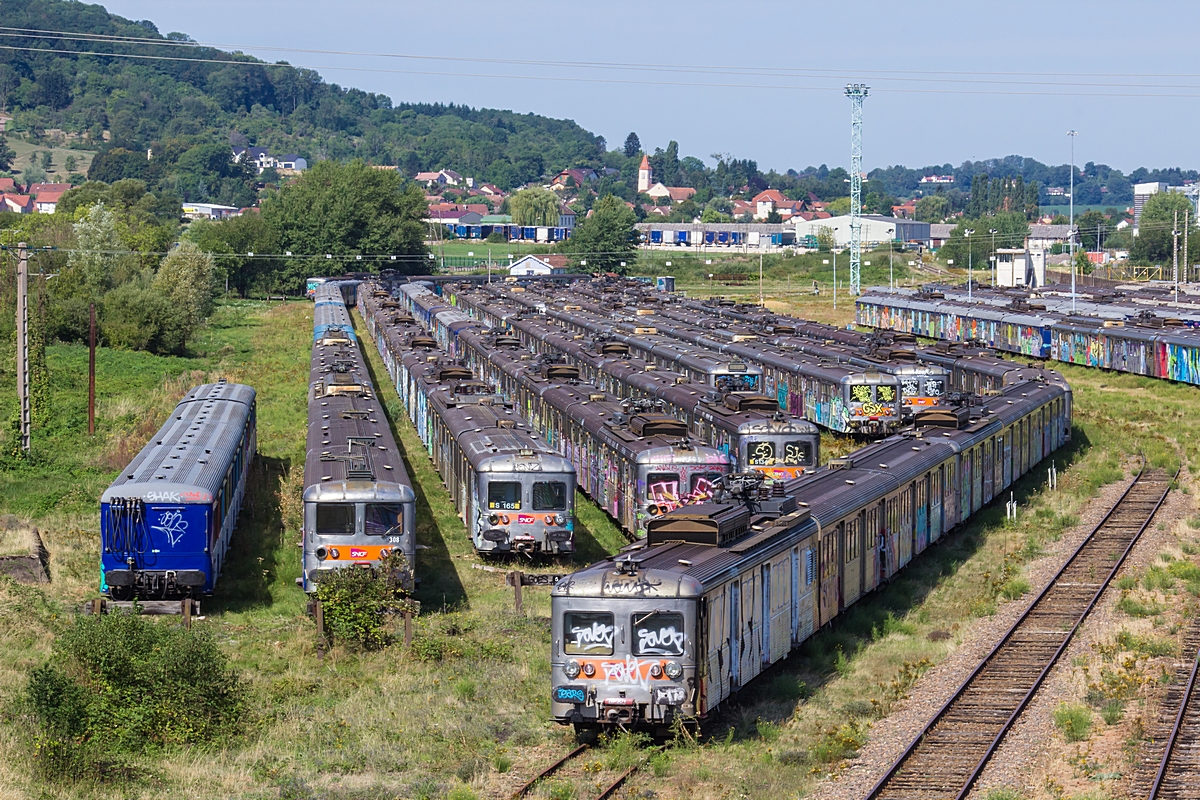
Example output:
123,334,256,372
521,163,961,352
1054,704,1094,742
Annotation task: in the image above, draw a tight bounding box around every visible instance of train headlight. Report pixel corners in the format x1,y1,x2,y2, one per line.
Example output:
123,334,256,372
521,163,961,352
664,661,683,679
647,504,660,517
582,663,595,677
316,546,328,560
650,663,662,678
565,660,581,679
379,548,390,558
489,514,501,525
329,548,340,560
555,514,566,525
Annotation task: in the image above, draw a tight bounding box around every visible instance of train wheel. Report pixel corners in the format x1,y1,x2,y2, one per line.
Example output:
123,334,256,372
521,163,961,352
109,585,132,602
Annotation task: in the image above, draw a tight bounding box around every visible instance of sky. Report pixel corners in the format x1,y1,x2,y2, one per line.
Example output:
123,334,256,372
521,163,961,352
99,0,1200,174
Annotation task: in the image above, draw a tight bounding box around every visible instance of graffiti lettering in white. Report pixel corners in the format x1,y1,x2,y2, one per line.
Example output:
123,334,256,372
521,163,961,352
570,621,614,653
637,625,685,656
654,685,687,705
152,510,188,547
145,491,181,503
602,574,662,596
602,654,653,691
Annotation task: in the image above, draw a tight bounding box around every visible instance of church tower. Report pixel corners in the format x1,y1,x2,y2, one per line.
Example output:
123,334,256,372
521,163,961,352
637,154,652,193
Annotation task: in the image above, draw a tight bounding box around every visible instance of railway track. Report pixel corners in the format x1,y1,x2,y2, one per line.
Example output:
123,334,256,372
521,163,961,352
510,743,657,800
866,466,1176,800
1141,623,1200,799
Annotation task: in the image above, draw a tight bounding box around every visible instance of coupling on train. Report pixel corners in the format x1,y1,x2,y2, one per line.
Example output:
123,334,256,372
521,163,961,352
358,285,577,556
550,372,1073,734
100,380,257,599
301,281,417,591
393,281,734,538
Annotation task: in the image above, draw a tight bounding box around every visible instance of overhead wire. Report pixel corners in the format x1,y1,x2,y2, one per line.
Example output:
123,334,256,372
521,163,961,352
0,27,1199,96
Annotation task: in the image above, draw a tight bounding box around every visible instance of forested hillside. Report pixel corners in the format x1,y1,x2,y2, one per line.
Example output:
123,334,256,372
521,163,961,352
0,0,605,205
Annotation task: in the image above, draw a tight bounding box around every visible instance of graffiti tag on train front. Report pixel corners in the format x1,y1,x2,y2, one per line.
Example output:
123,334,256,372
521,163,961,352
569,621,614,653
151,510,187,547
603,574,662,596
636,624,685,656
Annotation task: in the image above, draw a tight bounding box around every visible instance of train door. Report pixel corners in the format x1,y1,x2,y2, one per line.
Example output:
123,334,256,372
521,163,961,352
930,466,943,543
741,572,758,683
842,520,862,606
1003,430,1012,488
869,505,884,586
983,439,994,504
973,446,984,513
790,549,801,645
761,563,771,667
915,475,929,553
898,489,913,569
728,580,741,689
819,527,839,626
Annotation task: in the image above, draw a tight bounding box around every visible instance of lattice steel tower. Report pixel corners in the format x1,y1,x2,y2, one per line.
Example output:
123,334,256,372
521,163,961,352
845,84,868,295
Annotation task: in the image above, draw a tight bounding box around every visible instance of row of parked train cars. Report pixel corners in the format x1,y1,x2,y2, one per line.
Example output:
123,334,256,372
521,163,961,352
857,281,1200,384
97,273,1073,736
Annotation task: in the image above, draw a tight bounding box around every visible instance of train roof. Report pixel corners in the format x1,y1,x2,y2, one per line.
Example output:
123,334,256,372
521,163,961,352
101,381,256,504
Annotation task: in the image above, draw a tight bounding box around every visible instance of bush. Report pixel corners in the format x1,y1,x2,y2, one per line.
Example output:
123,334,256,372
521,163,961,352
1000,577,1031,600
25,610,244,780
1053,704,1093,742
314,549,414,650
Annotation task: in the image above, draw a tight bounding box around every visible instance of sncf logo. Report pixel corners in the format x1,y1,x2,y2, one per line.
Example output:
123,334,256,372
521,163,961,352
350,547,368,558
518,515,535,525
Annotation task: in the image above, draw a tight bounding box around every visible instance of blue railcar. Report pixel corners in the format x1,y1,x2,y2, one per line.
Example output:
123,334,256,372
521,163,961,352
100,381,257,598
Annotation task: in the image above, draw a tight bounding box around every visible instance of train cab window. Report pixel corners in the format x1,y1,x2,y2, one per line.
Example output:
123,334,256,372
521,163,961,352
923,377,946,399
646,472,681,495
316,503,356,536
632,612,686,657
783,440,813,466
487,481,522,510
533,481,568,511
747,441,776,466
689,472,723,499
563,611,614,655
365,503,405,536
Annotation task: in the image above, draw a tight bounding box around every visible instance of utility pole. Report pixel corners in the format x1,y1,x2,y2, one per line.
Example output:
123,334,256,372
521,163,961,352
88,303,96,436
965,229,975,302
1173,209,1180,304
989,228,998,286
846,83,868,295
1184,211,1190,287
759,250,764,307
15,242,29,454
1067,130,1078,312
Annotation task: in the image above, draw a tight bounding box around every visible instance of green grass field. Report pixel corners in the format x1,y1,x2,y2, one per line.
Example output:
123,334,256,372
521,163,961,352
3,133,94,183
0,288,1198,799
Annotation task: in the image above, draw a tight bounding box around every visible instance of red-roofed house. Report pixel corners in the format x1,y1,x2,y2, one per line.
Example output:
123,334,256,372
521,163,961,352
753,189,789,219
0,178,21,194
3,194,33,213
34,190,68,214
891,201,917,219
28,183,72,196
645,183,696,203
550,168,597,189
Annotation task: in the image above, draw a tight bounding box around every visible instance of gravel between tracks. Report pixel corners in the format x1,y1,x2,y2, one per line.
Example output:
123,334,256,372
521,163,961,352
808,469,1180,800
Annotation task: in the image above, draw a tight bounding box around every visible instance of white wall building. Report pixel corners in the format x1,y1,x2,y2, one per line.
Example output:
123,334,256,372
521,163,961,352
1133,182,1168,233
791,214,930,248
995,248,1046,288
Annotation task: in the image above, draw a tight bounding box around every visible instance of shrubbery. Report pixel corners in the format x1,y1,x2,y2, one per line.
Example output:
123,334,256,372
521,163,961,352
314,549,416,650
24,609,244,780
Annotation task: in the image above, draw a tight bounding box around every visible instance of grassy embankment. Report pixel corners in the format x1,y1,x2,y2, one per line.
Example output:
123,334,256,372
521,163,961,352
0,299,628,799
0,287,1197,799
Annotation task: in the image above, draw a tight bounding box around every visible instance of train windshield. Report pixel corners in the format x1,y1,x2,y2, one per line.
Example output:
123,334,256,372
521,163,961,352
646,472,681,505
715,373,760,393
564,611,614,655
922,377,946,399
689,473,723,501
900,376,946,401
533,481,568,511
632,612,686,657
487,481,522,510
747,441,776,466
316,503,355,536
365,503,405,536
782,440,814,466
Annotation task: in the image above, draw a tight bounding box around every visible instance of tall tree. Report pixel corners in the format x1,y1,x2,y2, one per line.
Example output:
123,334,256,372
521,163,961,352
261,159,427,288
509,187,561,226
914,194,949,222
622,132,641,158
0,137,14,172
1131,192,1196,264
558,195,637,273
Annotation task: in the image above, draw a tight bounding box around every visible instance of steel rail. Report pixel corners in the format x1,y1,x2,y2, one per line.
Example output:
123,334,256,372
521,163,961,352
1148,625,1200,798
865,464,1176,800
510,744,589,799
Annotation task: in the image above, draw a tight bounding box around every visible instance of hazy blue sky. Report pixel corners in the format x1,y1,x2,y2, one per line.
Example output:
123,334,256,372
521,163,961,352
101,0,1199,173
